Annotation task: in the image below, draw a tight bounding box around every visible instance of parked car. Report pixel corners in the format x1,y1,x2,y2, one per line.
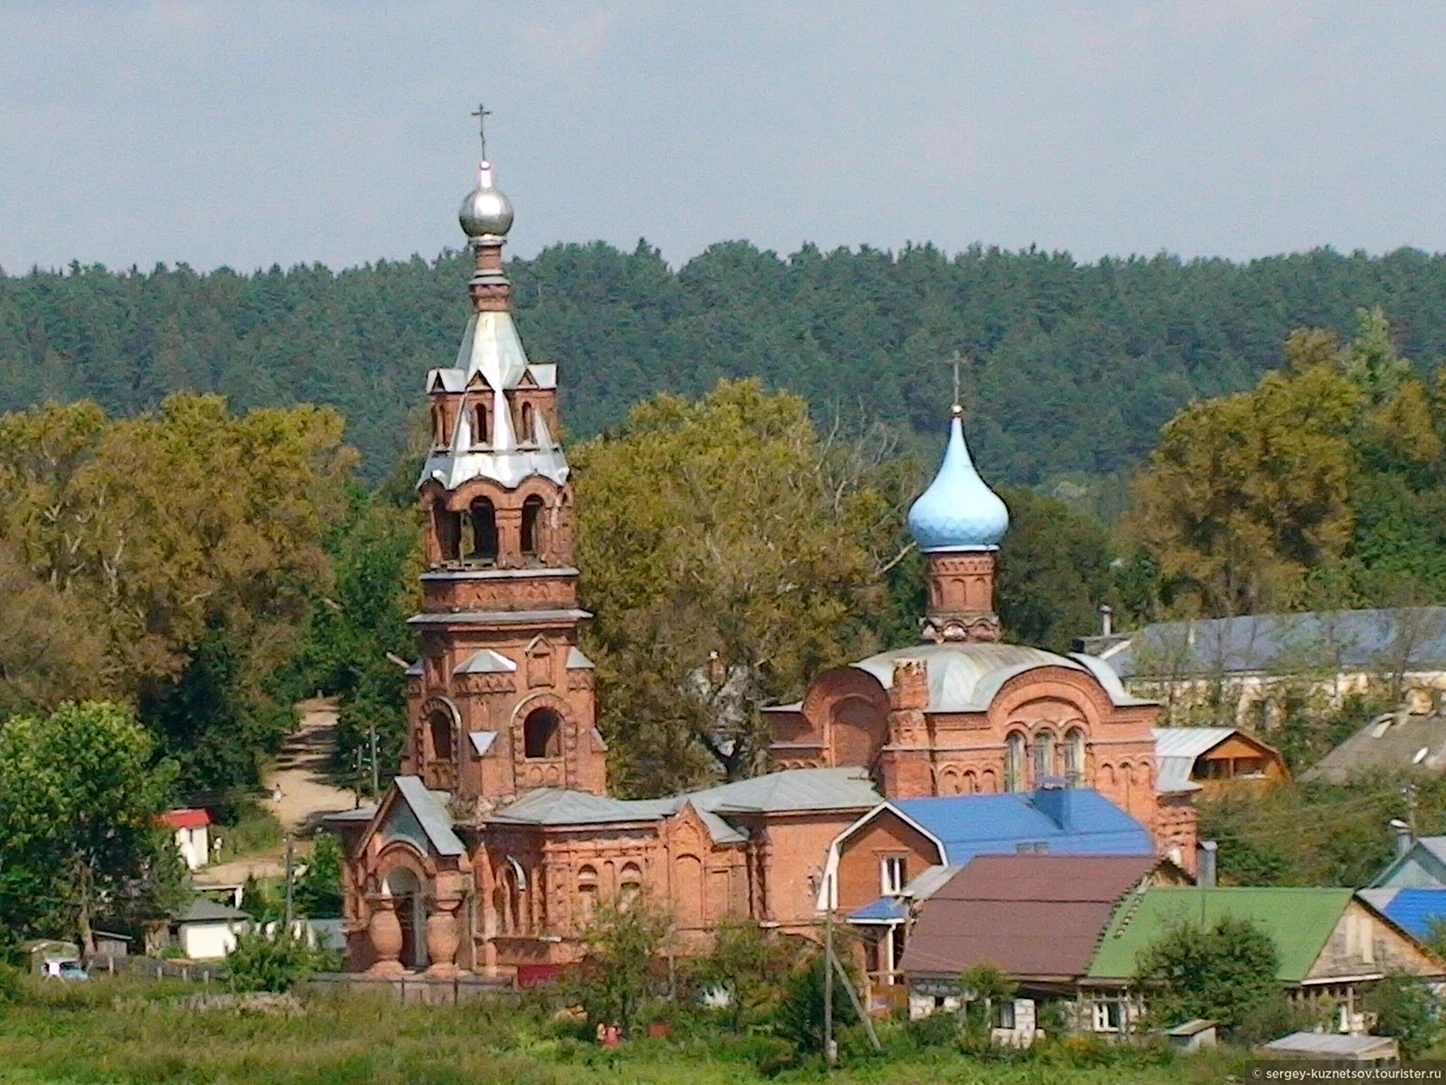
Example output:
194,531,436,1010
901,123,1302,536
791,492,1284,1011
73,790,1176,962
40,956,89,981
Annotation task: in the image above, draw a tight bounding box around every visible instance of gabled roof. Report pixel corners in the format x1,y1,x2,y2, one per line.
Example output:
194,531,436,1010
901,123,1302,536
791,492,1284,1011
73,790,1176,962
159,808,211,830
1358,887,1446,939
1370,835,1446,888
1153,726,1237,794
1080,607,1446,680
847,643,1151,713
890,789,1153,867
1304,712,1446,783
388,776,465,857
1087,887,1355,984
900,854,1163,980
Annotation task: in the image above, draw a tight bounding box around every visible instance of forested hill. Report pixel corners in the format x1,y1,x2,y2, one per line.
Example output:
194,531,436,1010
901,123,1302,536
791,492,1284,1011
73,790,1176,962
4,241,1446,484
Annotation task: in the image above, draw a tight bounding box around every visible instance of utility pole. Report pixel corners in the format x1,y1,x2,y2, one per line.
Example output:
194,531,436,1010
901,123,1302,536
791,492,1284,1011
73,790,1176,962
824,904,835,1068
283,833,296,929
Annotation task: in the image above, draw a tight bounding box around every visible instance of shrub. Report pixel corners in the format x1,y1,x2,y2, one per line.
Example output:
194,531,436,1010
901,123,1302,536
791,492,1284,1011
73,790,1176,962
772,951,858,1055
227,927,319,992
0,962,23,1004
562,894,672,1034
1131,914,1280,1035
904,1009,960,1049
1366,973,1442,1058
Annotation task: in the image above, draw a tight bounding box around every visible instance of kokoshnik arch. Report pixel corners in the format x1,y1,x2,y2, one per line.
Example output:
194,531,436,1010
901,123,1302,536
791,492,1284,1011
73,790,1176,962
327,123,1198,979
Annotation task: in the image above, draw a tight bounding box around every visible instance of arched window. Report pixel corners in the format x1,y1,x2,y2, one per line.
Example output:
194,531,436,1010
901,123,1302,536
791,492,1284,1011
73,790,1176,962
1064,728,1086,784
431,404,446,446
619,863,642,909
577,865,598,925
1004,731,1025,792
468,498,497,561
433,502,461,561
521,402,536,443
523,707,562,759
1032,729,1056,784
428,710,454,762
520,495,545,557
473,403,489,447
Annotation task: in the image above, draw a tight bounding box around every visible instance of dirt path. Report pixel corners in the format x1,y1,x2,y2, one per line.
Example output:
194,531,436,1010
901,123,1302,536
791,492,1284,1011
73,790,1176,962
261,696,360,834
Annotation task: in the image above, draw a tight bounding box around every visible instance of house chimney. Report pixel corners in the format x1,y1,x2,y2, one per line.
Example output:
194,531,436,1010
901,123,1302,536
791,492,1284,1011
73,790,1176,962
1099,604,1113,637
1197,840,1218,888
1390,818,1413,858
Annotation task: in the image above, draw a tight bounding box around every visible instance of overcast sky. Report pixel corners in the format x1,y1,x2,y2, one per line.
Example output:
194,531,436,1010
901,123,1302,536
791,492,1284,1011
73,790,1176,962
3,2,1444,273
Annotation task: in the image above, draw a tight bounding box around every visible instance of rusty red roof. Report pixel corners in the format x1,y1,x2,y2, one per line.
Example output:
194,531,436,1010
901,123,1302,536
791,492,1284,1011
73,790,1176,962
159,808,210,830
899,854,1162,982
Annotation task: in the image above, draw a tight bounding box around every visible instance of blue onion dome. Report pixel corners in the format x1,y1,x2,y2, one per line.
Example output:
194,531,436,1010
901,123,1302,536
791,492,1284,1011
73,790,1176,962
907,406,1009,550
459,161,514,238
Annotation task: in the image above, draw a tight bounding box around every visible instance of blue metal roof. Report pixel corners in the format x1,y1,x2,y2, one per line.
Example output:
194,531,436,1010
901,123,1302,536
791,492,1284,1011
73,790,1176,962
1368,887,1446,939
891,788,1152,867
848,897,910,923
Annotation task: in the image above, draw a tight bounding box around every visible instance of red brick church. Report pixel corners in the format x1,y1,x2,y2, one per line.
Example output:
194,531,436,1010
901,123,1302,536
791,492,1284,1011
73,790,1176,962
329,137,1197,978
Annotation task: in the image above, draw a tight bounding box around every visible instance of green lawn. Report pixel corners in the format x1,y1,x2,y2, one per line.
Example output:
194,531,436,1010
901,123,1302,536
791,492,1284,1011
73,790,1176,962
0,977,1241,1085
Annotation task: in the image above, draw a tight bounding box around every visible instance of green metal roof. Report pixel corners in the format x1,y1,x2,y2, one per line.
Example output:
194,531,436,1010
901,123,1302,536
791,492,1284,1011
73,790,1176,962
1087,887,1354,984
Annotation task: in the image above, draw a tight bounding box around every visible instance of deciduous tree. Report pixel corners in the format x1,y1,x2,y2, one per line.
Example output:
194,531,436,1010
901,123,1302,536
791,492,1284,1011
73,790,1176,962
0,701,182,957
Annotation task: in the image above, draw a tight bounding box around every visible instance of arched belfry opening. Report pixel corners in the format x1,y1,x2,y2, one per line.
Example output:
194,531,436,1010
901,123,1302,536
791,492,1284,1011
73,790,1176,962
521,495,545,557
468,498,498,562
523,707,562,759
429,709,455,762
521,402,536,443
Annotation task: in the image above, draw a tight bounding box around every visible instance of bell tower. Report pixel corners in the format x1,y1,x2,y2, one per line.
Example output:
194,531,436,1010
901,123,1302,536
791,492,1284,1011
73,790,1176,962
403,111,607,802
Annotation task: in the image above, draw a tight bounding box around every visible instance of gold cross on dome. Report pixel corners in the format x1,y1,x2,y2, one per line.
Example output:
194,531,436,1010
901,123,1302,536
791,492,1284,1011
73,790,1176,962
470,103,492,161
937,350,971,412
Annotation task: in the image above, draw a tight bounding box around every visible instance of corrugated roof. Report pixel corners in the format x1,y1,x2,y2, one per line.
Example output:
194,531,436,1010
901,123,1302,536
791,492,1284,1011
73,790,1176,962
1088,887,1354,984
891,789,1153,867
1081,608,1446,680
847,864,965,925
1304,713,1446,783
1152,727,1235,794
1152,727,1237,759
1264,1032,1398,1059
901,854,1161,980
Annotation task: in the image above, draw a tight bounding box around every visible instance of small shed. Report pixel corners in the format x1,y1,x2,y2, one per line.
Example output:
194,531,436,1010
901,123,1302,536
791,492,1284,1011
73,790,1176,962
93,930,132,959
159,808,211,871
1166,1019,1218,1050
172,899,251,960
1263,1032,1398,1064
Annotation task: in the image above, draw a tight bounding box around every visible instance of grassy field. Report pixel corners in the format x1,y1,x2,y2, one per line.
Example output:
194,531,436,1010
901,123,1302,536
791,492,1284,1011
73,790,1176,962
0,976,1245,1085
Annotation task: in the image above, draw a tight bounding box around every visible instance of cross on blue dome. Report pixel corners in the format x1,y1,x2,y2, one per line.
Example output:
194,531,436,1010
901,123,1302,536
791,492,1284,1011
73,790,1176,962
906,407,1009,551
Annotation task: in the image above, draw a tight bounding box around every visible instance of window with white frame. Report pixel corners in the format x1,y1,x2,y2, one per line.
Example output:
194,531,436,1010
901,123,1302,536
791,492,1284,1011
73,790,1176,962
881,855,907,896
1092,999,1121,1032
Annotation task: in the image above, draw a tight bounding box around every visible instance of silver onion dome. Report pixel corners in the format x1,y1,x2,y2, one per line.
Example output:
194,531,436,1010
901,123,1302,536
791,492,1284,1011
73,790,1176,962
458,162,514,238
